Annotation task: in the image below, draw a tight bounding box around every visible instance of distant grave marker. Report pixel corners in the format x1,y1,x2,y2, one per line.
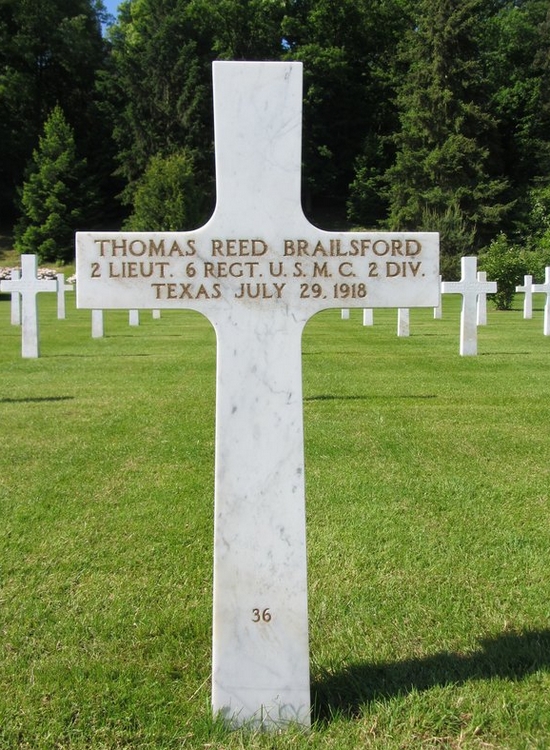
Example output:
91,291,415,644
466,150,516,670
476,271,489,325
362,308,373,326
0,254,56,358
76,61,439,729
516,275,534,319
441,257,496,356
91,310,104,338
397,308,409,337
8,268,21,325
533,267,550,336
56,273,73,319
433,276,442,319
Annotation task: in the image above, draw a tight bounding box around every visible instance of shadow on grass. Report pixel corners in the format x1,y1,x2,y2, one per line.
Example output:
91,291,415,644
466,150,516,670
313,629,550,721
305,394,437,402
0,396,74,403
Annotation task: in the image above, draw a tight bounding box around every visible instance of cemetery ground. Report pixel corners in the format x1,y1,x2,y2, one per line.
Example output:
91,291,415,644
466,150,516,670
1,291,549,750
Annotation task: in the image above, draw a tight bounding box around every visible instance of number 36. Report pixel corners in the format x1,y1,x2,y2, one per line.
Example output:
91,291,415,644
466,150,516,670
252,608,271,623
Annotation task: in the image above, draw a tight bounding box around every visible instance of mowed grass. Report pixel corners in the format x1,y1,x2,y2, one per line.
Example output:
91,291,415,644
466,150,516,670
0,291,549,749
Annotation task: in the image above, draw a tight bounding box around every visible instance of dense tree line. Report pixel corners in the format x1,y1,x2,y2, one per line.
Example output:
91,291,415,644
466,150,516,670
1,0,549,275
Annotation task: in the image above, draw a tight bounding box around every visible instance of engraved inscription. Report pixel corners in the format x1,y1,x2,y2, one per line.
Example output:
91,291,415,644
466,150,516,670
79,233,435,309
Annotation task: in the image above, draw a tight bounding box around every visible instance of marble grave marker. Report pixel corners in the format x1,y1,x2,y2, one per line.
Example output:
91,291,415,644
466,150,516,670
476,271,489,325
441,256,496,356
397,307,410,337
516,274,534,319
0,254,56,358
362,308,373,326
76,61,439,729
433,276,443,319
91,309,104,338
533,266,550,336
8,268,21,325
56,273,73,319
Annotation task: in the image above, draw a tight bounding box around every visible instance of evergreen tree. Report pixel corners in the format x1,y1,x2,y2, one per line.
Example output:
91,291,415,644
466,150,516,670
482,0,550,238
104,0,286,222
283,0,410,228
384,0,511,270
104,0,406,230
0,0,109,219
123,150,205,231
15,106,95,264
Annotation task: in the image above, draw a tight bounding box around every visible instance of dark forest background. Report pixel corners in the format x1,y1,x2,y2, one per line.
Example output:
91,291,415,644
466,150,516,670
1,0,549,279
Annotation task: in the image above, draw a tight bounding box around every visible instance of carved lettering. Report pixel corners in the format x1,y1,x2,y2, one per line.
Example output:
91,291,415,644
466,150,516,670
85,233,433,307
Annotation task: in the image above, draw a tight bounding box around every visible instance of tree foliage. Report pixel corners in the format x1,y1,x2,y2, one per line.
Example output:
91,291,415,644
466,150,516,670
385,0,513,264
2,0,550,268
0,0,109,220
478,233,527,310
14,106,95,264
123,150,205,231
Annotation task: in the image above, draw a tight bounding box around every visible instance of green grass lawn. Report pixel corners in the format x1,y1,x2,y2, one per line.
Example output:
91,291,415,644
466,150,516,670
0,293,549,749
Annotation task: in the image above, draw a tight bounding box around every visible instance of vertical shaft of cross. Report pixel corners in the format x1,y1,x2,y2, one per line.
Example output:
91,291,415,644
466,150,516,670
211,307,310,727
9,269,22,325
516,275,533,319
533,266,550,335
476,272,488,325
207,61,311,727
208,62,304,232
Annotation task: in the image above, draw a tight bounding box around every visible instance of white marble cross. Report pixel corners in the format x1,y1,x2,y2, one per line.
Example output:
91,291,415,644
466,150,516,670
56,273,73,319
533,266,550,336
7,268,22,325
516,274,534,319
441,256,496,356
76,61,439,729
433,275,443,319
91,309,104,338
397,308,410,337
0,254,57,357
476,271,489,325
362,308,373,326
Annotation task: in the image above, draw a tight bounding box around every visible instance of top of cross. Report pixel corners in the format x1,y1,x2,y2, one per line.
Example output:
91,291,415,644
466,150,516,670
77,62,439,325
533,266,550,293
516,275,533,293
441,256,497,296
0,254,57,296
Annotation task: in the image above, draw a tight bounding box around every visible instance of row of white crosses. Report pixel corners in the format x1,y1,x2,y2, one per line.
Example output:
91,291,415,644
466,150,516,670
342,258,496,352
0,256,164,352
342,255,550,354
1,250,548,363
517,269,550,334
0,254,72,357
436,258,550,348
